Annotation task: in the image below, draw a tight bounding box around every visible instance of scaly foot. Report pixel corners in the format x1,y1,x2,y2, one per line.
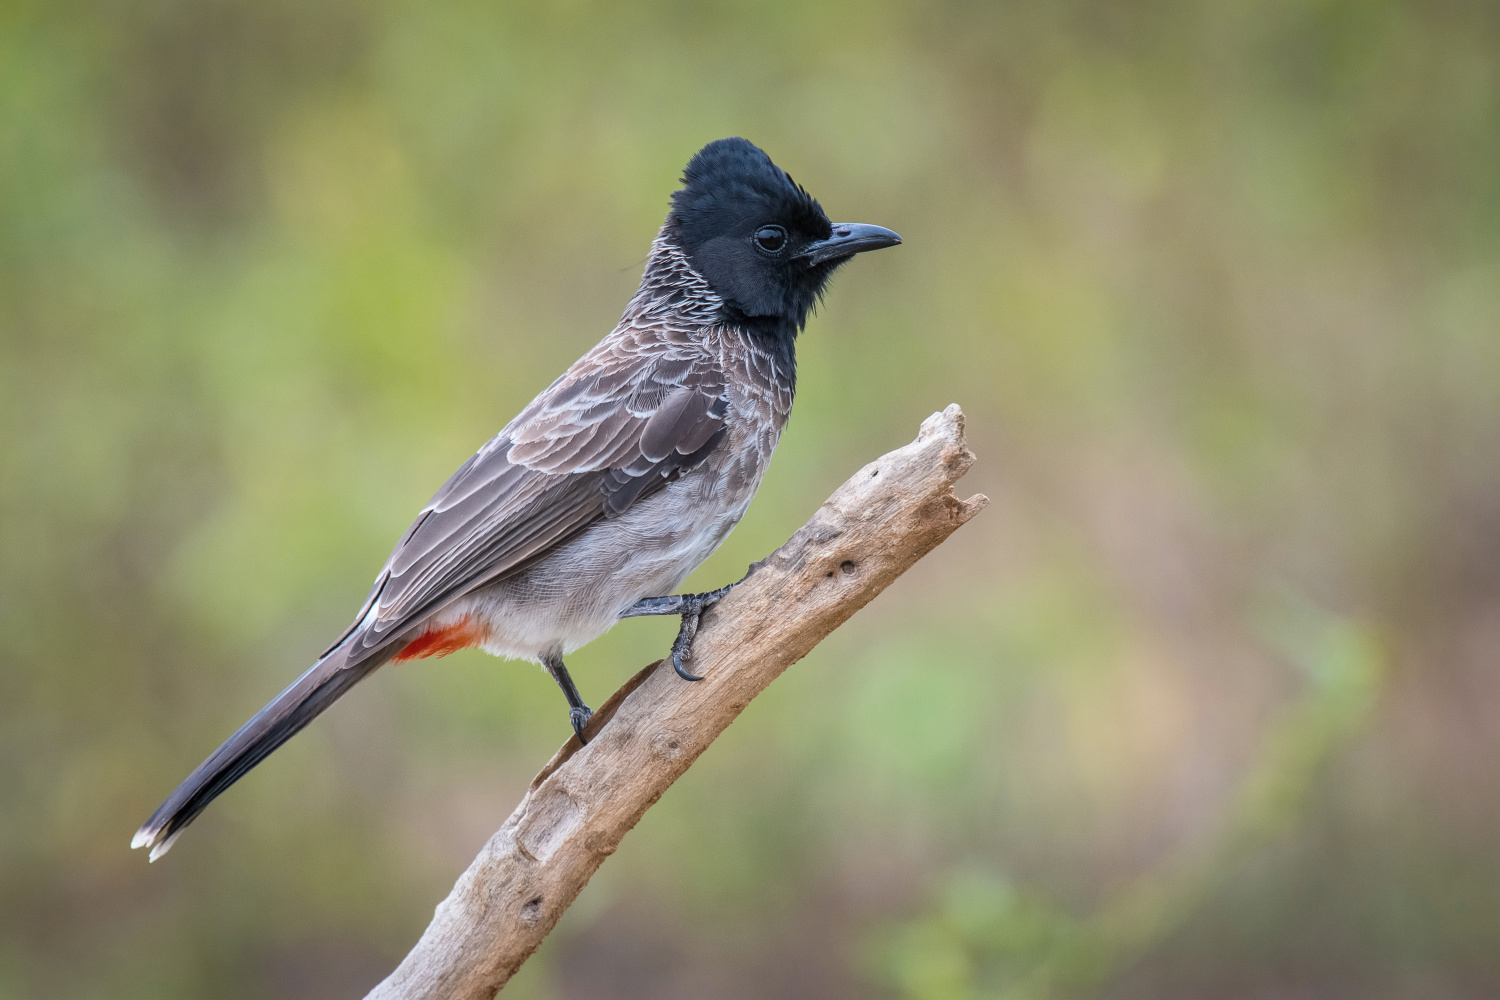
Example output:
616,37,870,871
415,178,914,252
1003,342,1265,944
621,577,743,681
570,704,594,743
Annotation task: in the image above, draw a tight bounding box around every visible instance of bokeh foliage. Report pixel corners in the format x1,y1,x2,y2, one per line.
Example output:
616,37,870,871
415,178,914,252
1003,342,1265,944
2,0,1498,997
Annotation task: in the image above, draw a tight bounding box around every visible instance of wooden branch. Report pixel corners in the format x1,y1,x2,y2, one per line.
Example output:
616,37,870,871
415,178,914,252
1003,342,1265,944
365,405,988,1000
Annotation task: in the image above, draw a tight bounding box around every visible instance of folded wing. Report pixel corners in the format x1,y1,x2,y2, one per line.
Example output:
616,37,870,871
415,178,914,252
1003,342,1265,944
345,326,729,660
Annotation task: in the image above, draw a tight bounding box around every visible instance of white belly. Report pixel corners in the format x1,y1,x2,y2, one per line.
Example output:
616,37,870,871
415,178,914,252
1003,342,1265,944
436,464,755,663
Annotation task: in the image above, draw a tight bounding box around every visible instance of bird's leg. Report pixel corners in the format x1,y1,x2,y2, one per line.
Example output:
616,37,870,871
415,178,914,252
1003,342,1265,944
541,651,593,743
621,562,762,681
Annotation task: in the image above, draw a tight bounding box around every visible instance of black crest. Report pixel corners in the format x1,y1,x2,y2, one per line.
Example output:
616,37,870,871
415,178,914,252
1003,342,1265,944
666,138,837,334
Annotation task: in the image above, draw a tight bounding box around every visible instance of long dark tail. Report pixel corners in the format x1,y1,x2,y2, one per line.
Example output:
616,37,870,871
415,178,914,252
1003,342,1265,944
132,640,384,861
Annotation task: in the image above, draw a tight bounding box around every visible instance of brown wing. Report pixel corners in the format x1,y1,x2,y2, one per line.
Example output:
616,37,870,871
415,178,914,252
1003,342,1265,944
335,325,728,661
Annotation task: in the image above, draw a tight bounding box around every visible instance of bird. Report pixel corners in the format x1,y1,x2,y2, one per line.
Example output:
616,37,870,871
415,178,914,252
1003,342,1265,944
132,137,901,861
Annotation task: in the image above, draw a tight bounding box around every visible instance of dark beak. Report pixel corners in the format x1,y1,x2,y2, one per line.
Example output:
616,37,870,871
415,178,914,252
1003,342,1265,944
795,223,902,266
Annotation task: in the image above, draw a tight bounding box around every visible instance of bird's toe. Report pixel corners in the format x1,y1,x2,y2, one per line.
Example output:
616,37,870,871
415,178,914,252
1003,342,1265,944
570,705,594,743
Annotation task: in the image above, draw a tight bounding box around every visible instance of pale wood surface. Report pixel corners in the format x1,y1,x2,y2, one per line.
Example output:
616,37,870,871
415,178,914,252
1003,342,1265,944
366,404,988,1000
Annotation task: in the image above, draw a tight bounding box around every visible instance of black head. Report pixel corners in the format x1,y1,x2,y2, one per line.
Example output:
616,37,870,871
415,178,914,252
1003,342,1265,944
665,138,900,334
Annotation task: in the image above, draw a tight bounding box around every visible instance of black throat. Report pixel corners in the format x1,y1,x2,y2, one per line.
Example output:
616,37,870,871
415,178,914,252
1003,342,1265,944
717,304,799,387
647,222,801,390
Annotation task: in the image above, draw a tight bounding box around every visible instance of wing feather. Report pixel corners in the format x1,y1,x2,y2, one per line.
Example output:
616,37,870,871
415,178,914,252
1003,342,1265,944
640,387,707,461
345,324,730,659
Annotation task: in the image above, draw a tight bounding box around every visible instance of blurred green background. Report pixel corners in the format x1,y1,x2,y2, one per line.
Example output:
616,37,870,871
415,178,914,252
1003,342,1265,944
3,0,1499,997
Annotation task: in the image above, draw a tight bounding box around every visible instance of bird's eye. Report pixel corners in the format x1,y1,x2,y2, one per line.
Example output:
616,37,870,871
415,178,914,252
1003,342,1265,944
754,225,787,254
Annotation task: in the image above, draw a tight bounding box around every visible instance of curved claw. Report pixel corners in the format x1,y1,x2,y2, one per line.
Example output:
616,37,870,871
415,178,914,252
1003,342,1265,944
626,581,740,683
570,705,594,744
671,651,704,682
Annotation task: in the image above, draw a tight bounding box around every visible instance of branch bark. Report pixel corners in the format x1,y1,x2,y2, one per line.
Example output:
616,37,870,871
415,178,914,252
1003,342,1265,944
366,404,988,1000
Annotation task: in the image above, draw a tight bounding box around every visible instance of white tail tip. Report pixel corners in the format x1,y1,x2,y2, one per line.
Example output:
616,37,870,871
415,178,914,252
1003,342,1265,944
132,824,182,860
146,829,182,862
